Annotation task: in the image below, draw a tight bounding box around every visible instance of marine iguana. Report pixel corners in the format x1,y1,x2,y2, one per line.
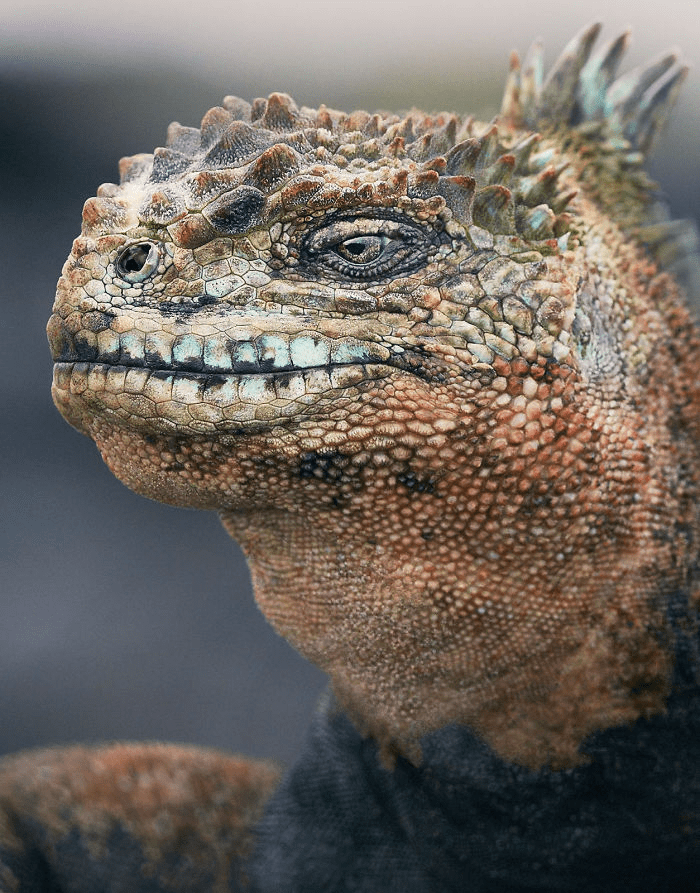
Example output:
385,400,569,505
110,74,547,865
1,22,699,892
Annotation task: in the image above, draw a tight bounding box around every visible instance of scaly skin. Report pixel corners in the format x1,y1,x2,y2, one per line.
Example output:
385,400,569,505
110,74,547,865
2,23,699,892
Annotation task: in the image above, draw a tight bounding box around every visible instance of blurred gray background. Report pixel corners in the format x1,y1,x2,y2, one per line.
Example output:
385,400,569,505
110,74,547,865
1,0,698,766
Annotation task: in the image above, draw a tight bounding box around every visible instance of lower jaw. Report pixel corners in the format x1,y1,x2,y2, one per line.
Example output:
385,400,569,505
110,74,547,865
51,360,393,438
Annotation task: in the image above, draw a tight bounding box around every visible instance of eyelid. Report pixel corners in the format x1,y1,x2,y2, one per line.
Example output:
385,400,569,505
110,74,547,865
304,218,409,253
299,214,436,282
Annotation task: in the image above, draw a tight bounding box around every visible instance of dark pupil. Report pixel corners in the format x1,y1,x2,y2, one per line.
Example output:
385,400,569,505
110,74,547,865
345,240,368,256
122,244,151,272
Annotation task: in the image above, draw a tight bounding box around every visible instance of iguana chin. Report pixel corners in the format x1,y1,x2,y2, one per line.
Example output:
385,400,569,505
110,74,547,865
1,22,699,892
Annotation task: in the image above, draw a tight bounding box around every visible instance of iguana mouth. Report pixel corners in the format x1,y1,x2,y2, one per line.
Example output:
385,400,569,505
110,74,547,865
47,310,443,391
48,313,439,436
46,312,420,378
51,360,393,384
51,335,393,377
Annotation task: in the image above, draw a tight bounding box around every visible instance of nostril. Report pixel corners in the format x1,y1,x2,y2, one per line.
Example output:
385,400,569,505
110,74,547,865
116,242,160,281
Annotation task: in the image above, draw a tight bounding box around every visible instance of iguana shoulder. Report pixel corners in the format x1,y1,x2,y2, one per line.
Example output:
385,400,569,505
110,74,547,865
0,743,279,892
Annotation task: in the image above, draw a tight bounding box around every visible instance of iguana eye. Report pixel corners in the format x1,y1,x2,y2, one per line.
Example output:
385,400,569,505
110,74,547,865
116,242,160,282
335,235,391,265
302,216,435,281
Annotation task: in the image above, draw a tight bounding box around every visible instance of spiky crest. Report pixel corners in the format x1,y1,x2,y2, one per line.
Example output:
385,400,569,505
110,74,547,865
96,91,575,251
501,24,698,294
500,22,688,155
85,26,695,288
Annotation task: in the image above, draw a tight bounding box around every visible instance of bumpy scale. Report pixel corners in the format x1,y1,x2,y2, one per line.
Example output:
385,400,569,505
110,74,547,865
2,23,699,893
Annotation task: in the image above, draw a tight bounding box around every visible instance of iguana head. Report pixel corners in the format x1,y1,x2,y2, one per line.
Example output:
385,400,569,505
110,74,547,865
49,82,579,455
48,25,700,768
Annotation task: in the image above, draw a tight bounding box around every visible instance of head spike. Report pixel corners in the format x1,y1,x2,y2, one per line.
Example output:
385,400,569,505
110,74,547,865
608,56,688,153
199,106,235,150
506,27,686,161
407,169,441,199
91,35,689,273
519,38,545,123
362,114,383,139
550,188,578,215
509,133,541,173
445,139,482,175
165,123,201,155
148,148,191,184
483,154,515,187
118,153,152,186
423,116,459,157
537,22,601,127
436,176,476,223
186,169,244,209
516,164,566,208
474,124,502,170
500,51,522,124
344,109,371,132
633,62,689,155
576,30,631,121
81,196,136,235
242,143,301,191
515,203,557,240
204,122,275,169
139,187,186,225
606,51,680,127
260,93,307,131
472,185,516,234
422,157,447,174
389,116,416,143
221,95,253,121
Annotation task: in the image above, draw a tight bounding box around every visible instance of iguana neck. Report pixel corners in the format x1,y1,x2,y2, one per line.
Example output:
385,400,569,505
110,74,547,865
218,432,675,770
